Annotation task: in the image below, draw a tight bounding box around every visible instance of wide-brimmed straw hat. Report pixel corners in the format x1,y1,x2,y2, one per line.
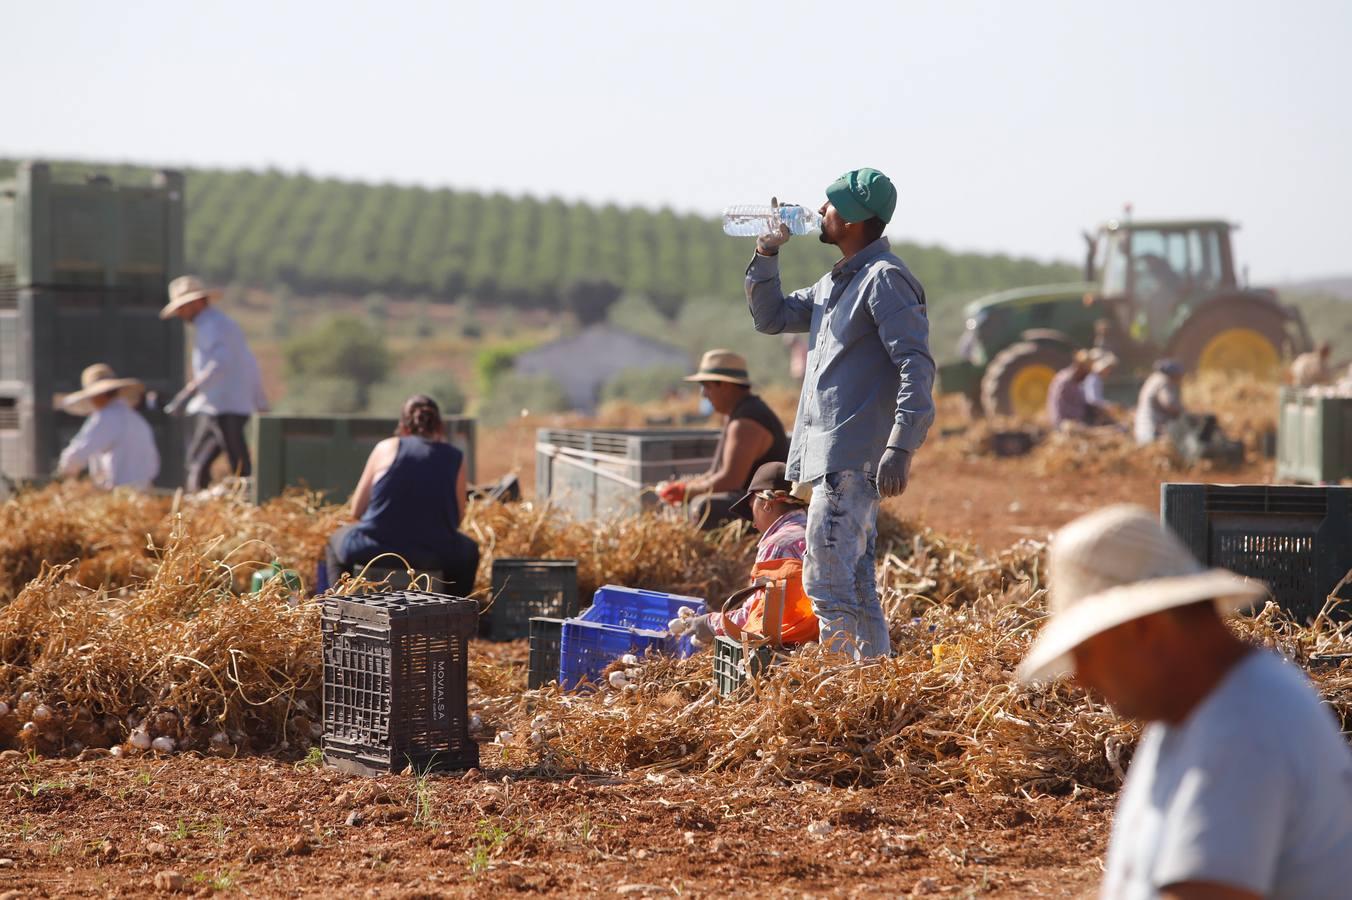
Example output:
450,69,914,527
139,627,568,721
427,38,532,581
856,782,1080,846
1017,505,1267,684
684,349,752,386
1090,350,1120,375
60,363,145,416
159,275,220,320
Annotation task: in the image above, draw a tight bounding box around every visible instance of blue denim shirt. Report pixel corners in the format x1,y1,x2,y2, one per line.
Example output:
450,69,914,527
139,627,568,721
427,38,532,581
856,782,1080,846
745,238,935,483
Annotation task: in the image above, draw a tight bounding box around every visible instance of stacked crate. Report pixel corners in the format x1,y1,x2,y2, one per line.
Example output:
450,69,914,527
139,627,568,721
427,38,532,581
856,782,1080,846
1276,388,1352,484
485,558,579,641
0,162,185,487
535,427,721,520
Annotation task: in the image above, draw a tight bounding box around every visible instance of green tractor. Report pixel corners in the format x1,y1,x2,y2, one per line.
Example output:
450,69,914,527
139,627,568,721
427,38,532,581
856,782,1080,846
938,218,1311,417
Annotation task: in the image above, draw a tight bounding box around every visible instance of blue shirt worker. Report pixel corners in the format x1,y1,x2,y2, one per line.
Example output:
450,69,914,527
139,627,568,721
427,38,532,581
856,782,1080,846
57,363,160,490
745,168,935,659
159,276,269,490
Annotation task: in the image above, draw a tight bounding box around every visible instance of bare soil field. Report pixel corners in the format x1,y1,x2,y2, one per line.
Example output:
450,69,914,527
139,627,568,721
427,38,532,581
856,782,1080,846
0,745,1112,898
0,380,1318,898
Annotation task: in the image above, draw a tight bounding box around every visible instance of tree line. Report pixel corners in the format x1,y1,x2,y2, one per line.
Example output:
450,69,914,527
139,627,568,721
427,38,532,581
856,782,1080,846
1,161,1077,310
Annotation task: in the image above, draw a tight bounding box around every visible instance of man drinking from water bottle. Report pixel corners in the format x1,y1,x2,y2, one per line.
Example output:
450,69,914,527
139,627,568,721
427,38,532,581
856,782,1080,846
744,168,935,659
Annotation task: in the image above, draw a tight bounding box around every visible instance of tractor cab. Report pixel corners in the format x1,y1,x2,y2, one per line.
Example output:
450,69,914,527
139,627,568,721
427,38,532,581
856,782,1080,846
939,216,1308,417
1087,219,1238,355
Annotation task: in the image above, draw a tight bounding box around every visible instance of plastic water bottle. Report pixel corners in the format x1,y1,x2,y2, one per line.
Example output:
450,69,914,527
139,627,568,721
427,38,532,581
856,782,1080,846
722,204,822,237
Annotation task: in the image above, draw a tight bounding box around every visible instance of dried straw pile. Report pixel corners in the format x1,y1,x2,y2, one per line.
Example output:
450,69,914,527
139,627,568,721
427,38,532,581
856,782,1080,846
497,595,1352,795
464,501,756,603
1184,371,1279,451
0,485,763,755
0,521,323,757
0,481,346,603
0,483,166,601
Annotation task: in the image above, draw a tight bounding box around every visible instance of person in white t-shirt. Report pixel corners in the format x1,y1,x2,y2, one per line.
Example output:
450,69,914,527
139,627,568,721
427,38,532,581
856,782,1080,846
1019,505,1352,900
57,364,160,490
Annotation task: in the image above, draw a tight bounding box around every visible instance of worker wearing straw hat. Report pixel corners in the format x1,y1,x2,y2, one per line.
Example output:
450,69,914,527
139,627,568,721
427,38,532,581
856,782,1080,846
1019,506,1352,899
656,349,789,530
745,168,935,659
160,276,269,490
56,364,160,490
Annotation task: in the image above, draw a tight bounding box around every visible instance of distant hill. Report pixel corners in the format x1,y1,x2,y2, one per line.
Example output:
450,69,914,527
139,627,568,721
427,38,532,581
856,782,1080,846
1282,276,1352,302
0,160,1076,311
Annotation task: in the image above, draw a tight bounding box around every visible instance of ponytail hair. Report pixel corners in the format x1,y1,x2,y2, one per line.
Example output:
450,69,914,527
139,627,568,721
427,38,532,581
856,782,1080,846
397,393,444,439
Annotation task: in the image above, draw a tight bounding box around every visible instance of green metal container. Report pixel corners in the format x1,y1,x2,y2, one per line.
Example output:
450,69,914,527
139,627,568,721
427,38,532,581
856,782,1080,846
0,162,186,487
250,414,477,505
1276,388,1352,484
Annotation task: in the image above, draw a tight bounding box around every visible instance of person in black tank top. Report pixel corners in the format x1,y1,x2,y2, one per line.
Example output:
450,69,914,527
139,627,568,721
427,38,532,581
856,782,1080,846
656,350,789,530
324,394,480,594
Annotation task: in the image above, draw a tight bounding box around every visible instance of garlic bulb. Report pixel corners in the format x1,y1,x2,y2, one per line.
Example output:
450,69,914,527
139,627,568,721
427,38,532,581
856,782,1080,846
129,729,153,750
151,736,176,754
608,671,630,690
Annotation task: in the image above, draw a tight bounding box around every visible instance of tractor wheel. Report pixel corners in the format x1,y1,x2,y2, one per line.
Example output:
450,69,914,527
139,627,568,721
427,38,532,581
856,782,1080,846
980,341,1075,418
1170,303,1290,379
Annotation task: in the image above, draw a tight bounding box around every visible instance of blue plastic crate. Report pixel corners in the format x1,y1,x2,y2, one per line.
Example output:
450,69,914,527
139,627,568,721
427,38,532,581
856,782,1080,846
558,620,672,690
584,585,706,632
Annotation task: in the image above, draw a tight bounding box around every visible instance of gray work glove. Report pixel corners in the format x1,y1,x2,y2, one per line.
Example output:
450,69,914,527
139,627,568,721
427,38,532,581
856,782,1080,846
689,613,717,646
756,197,792,256
876,447,913,498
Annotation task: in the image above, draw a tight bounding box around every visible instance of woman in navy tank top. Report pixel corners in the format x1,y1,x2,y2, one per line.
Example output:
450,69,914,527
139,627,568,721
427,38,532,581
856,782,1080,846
324,394,480,595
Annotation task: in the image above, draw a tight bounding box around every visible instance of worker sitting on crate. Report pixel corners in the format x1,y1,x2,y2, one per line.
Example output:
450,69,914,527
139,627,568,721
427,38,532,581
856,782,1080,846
672,461,818,647
655,350,789,530
1133,359,1186,446
324,394,480,596
55,364,160,491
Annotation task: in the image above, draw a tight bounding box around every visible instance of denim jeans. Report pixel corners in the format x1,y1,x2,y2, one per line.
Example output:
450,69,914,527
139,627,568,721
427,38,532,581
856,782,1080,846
803,469,889,659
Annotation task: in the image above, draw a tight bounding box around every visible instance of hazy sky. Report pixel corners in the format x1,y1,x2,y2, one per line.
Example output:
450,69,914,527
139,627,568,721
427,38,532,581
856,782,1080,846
6,0,1350,281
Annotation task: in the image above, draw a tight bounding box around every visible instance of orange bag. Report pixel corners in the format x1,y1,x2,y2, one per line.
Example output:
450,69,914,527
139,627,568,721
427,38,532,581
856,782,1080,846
722,557,819,647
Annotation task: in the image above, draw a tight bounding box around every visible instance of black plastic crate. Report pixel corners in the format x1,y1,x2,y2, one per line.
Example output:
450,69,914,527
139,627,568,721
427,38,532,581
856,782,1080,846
1161,483,1352,622
528,616,564,689
712,635,777,697
484,559,579,641
322,590,480,775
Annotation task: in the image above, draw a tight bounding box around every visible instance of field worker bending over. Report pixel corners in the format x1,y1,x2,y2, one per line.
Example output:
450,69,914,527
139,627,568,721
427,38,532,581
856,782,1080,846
56,364,160,490
1134,359,1185,446
159,276,269,490
746,167,935,659
656,350,789,530
1046,350,1093,428
1019,506,1352,899
677,461,817,646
